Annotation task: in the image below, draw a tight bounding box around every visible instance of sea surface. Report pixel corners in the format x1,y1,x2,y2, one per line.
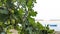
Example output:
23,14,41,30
37,20,60,31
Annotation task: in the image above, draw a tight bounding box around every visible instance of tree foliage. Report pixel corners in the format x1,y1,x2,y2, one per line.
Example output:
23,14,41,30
0,0,54,34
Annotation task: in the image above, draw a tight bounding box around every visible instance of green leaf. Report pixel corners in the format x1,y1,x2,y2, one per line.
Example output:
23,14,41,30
36,22,44,30
18,8,24,15
0,2,2,6
28,17,35,24
29,11,37,17
27,0,32,8
11,19,15,24
0,14,8,22
33,0,37,3
0,22,3,26
0,9,8,14
7,19,10,25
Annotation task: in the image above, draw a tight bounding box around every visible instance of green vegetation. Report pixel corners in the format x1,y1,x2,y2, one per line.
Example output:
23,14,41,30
0,0,54,34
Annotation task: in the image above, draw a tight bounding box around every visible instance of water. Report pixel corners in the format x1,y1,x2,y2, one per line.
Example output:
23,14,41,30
38,20,60,31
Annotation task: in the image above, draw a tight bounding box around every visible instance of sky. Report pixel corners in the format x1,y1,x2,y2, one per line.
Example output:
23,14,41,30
33,0,60,31
34,0,60,20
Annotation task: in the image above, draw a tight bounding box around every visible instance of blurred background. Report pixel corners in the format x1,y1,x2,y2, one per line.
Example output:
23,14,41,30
33,0,60,31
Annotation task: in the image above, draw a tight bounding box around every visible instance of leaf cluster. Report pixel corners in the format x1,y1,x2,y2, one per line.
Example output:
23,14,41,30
0,0,54,34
